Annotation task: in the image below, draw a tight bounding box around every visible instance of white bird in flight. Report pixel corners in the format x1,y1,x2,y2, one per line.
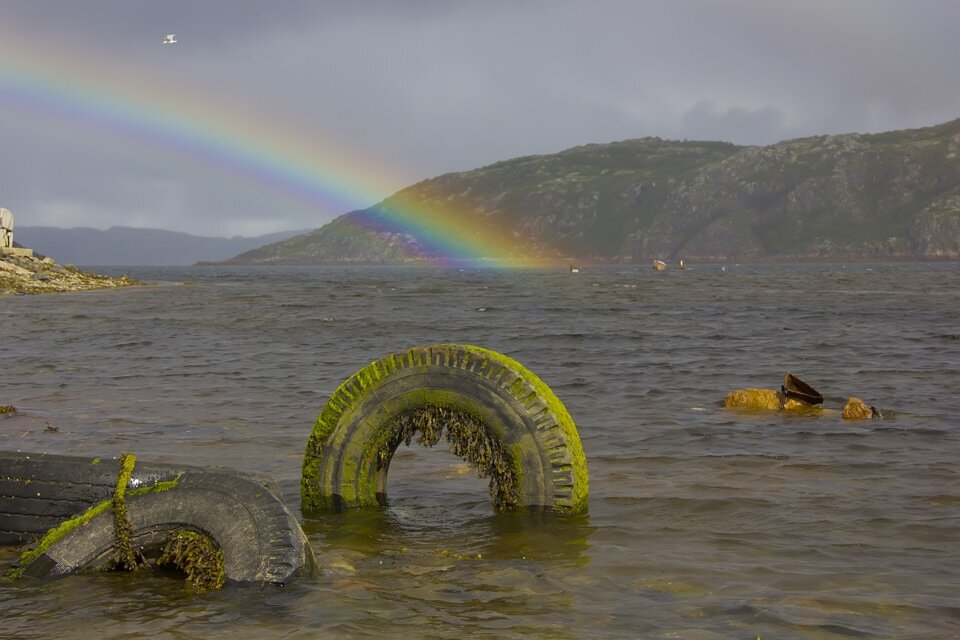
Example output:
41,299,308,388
163,34,178,44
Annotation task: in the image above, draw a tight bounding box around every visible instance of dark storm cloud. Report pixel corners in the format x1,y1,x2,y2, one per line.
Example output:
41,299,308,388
1,0,958,236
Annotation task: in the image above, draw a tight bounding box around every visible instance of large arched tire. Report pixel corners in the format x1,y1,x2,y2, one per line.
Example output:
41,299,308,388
301,344,588,516
15,470,314,584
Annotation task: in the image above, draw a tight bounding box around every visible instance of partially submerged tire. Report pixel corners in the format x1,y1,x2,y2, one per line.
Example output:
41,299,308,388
301,344,588,516
0,452,184,546
2,453,314,585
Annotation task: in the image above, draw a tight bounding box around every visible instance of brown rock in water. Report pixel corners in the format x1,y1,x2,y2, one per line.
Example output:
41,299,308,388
842,397,874,420
723,388,822,414
723,389,783,411
781,398,810,411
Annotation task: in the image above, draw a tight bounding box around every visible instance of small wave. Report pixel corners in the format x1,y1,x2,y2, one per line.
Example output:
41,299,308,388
113,340,155,348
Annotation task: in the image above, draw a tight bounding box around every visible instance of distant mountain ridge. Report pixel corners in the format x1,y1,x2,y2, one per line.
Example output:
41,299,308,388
15,226,309,266
224,118,960,264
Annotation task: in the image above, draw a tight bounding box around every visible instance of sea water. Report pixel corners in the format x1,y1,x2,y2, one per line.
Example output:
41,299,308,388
1,263,958,639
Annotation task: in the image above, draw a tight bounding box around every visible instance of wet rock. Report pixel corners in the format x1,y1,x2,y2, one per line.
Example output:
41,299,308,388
725,388,880,420
842,397,875,420
723,389,819,413
723,388,783,411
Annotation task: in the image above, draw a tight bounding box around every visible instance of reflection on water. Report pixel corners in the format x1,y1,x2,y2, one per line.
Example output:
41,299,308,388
2,263,959,638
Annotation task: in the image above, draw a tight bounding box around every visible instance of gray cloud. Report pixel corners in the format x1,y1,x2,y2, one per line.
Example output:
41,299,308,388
1,0,958,236
678,103,792,145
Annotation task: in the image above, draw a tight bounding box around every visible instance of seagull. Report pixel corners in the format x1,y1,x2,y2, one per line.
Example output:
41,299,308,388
162,34,178,44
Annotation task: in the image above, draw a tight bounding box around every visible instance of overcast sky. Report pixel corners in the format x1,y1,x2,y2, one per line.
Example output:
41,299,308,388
1,0,958,237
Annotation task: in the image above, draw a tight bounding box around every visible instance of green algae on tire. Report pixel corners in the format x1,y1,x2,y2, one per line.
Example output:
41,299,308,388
0,452,188,545
301,344,588,516
111,453,142,571
2,453,315,586
6,474,182,580
12,471,314,585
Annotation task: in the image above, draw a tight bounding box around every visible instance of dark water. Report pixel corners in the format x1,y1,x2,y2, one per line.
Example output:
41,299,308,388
1,263,958,639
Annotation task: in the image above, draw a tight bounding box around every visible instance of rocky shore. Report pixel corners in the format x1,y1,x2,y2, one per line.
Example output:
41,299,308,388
0,251,143,295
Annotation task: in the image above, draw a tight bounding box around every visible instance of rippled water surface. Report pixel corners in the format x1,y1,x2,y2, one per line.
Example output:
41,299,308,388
2,263,959,639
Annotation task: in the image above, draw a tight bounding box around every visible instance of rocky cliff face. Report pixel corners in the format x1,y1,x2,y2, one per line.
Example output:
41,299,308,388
636,122,960,260
227,118,960,265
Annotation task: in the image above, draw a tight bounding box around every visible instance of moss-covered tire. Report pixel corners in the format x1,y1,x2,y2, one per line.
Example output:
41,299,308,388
15,471,314,584
301,344,588,516
1,453,316,586
0,452,184,545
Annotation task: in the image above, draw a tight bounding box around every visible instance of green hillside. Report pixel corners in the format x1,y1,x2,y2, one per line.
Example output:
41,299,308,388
225,119,960,264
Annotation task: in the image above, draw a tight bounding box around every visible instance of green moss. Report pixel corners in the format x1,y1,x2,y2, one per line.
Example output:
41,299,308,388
302,361,388,510
299,459,324,514
91,457,101,465
7,498,114,579
454,344,589,514
156,528,225,591
111,453,141,571
134,477,182,495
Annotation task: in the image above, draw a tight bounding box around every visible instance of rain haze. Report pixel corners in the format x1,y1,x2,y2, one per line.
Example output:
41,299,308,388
1,0,958,237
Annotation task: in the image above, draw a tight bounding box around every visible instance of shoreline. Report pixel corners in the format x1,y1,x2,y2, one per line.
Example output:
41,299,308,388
196,255,960,268
1,250,146,295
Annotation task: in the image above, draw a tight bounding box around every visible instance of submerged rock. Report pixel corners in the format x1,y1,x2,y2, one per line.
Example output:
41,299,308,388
722,388,813,412
842,397,875,420
724,389,879,420
723,388,782,411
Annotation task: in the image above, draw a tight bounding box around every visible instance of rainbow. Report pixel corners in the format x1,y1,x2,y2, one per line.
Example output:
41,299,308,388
0,28,547,266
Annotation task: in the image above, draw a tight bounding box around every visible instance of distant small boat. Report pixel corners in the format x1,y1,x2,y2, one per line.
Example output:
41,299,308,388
677,259,688,270
569,265,580,273
163,34,178,44
652,259,667,271
781,372,824,405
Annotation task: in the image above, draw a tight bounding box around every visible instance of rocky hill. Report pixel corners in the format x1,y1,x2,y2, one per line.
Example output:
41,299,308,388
225,118,960,265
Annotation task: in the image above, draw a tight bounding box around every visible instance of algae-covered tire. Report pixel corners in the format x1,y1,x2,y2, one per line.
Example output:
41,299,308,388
18,471,314,585
301,344,588,516
0,452,184,545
